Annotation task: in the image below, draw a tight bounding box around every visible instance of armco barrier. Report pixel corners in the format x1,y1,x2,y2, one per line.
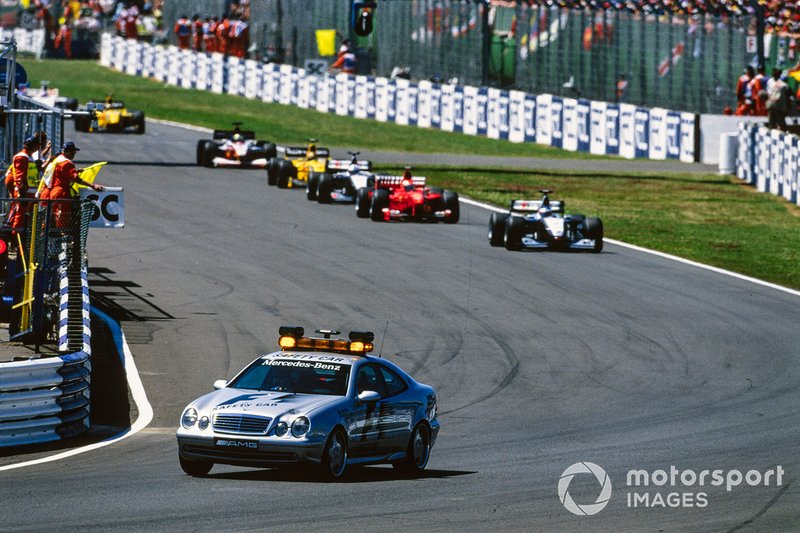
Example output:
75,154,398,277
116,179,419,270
736,123,800,207
0,263,91,448
101,34,698,163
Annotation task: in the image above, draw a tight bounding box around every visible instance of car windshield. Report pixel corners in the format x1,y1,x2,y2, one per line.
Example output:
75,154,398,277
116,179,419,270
228,359,351,396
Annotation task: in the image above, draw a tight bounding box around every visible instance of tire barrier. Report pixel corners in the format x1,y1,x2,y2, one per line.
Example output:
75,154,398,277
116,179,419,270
0,263,91,448
101,34,697,163
735,123,800,207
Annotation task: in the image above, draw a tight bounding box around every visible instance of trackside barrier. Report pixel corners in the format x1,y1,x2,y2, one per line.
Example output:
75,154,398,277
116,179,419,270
735,123,800,207
101,34,698,163
0,28,45,56
0,262,92,448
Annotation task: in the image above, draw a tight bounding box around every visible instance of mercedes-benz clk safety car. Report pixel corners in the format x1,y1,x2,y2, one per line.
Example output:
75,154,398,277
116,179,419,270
73,97,145,134
196,123,277,168
358,169,459,223
489,189,603,252
176,326,440,480
307,151,373,204
266,140,330,189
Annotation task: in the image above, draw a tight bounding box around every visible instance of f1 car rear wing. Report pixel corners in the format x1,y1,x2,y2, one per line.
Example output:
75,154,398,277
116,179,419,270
510,199,565,213
213,129,256,140
327,159,372,171
280,146,331,158
374,176,427,189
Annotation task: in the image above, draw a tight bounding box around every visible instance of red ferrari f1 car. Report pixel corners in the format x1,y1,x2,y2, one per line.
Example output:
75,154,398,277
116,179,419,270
356,169,459,223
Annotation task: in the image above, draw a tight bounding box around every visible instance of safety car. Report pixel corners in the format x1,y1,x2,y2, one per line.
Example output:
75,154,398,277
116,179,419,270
176,326,440,480
488,189,603,252
196,123,277,168
307,151,373,204
73,97,145,134
266,139,330,189
357,168,459,223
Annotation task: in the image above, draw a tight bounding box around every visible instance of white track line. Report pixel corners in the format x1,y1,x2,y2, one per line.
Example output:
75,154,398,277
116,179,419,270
460,197,800,298
0,307,153,472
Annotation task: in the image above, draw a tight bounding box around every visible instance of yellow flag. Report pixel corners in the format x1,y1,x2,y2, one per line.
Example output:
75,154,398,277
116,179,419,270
316,30,337,57
73,161,107,194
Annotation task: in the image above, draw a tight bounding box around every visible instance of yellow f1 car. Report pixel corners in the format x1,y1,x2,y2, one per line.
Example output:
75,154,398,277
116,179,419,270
266,139,330,189
74,97,146,134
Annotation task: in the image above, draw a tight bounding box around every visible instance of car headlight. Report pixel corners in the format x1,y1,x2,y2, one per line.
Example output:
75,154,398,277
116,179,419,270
198,416,210,430
291,417,310,437
181,407,198,429
275,421,289,437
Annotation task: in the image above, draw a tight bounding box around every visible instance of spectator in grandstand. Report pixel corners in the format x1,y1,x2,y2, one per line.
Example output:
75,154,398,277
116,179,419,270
766,68,791,131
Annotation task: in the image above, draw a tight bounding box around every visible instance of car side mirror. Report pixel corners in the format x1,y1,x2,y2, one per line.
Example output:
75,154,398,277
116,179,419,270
213,379,228,390
357,390,380,404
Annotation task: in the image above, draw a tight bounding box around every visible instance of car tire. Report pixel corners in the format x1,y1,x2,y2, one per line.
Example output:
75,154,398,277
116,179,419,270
201,141,217,167
316,173,333,204
488,212,507,246
64,97,79,111
584,217,604,253
393,423,431,475
504,215,524,251
267,158,279,186
277,160,292,189
370,189,389,221
257,141,277,160
196,140,207,166
179,454,213,477
132,111,145,134
307,171,319,201
442,191,459,224
74,114,90,132
355,187,371,218
321,428,348,480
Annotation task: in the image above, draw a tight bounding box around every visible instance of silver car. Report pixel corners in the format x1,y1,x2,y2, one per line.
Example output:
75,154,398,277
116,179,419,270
176,327,440,479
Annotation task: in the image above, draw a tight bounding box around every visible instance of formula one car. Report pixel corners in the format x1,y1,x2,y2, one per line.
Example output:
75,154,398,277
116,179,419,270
307,151,373,204
23,82,78,111
267,139,331,189
488,189,603,252
356,168,459,223
73,97,145,134
196,123,277,168
176,326,440,480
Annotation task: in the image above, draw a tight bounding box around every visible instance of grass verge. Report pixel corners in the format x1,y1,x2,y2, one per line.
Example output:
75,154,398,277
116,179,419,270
21,58,800,290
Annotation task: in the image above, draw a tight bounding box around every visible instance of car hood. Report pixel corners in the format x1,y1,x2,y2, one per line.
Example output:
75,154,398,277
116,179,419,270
192,388,344,419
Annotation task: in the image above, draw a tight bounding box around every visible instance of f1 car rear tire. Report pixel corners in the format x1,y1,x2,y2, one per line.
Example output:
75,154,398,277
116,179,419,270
307,172,319,201
256,141,277,160
584,217,604,253
267,158,279,186
196,140,207,166
355,188,371,218
132,111,145,134
316,173,334,204
505,215,524,251
321,428,348,480
443,191,459,224
179,455,213,477
74,114,91,132
201,141,216,167
489,212,507,246
370,189,389,221
277,160,292,189
393,423,431,475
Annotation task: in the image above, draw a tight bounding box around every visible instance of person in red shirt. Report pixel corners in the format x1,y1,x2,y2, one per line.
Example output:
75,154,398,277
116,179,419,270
329,40,357,75
39,142,104,229
216,17,231,55
203,17,218,53
5,137,39,230
735,66,754,116
191,14,203,52
748,65,769,117
228,15,249,58
174,14,192,49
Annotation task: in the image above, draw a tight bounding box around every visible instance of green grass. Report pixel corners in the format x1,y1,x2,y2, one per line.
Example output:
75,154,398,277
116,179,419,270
21,59,800,290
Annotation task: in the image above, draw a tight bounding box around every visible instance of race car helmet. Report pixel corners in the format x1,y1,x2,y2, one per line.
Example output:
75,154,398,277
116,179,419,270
348,163,360,173
306,144,317,158
402,179,414,192
538,206,552,217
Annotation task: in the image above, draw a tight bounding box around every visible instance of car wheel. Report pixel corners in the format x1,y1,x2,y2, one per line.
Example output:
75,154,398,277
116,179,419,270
257,141,277,160
277,160,292,189
355,187,371,218
488,212,507,246
370,189,389,221
321,428,348,480
584,217,604,253
64,97,79,111
74,114,90,132
307,172,319,201
201,141,217,167
196,140,207,166
267,158,279,186
442,191,459,224
393,423,431,475
179,454,213,477
317,173,333,204
504,215,524,251
132,111,145,134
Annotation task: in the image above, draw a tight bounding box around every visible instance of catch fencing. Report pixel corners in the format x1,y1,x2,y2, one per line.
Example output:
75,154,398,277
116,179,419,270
163,0,776,114
101,34,698,163
736,124,800,207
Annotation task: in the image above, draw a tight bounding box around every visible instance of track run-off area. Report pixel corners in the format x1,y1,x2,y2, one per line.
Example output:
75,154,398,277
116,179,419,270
0,120,798,532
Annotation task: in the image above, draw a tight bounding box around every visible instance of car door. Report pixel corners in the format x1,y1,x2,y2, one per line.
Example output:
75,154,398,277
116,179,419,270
345,364,386,457
373,364,414,454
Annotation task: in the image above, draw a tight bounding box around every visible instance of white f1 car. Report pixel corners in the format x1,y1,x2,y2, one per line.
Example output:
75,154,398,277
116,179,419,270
306,152,373,204
197,123,277,168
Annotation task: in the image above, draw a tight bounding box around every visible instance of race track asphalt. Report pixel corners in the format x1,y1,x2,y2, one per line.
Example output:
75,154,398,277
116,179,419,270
0,121,797,532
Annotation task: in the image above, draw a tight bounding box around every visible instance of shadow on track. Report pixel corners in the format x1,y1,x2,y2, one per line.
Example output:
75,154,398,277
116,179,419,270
203,465,475,483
